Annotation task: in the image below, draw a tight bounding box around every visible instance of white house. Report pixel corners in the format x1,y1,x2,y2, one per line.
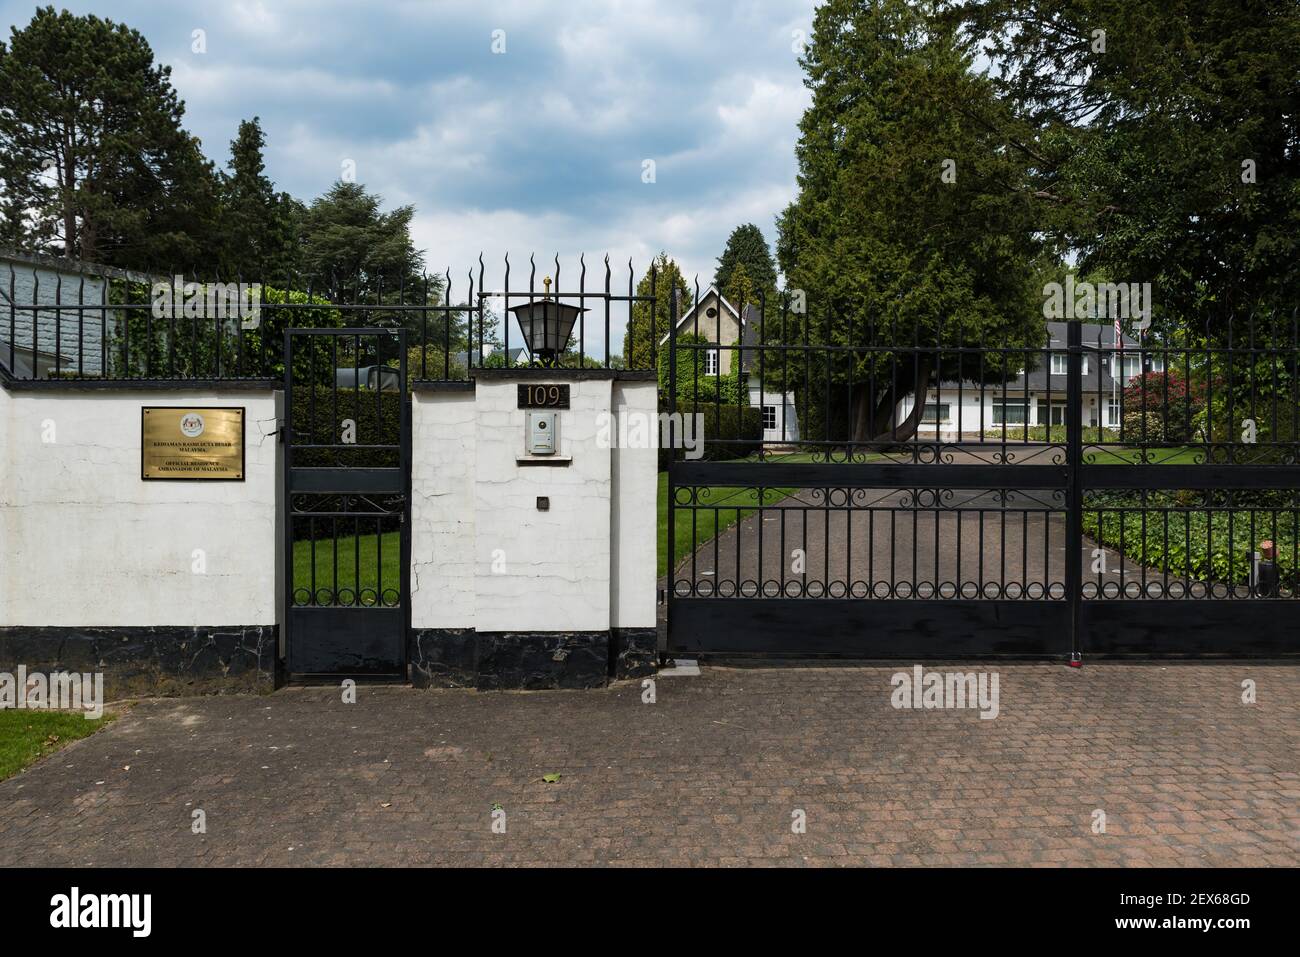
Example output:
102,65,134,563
897,321,1163,436
659,285,801,443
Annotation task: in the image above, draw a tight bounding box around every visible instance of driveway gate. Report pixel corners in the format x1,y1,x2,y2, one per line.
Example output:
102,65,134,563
665,298,1299,659
283,328,409,677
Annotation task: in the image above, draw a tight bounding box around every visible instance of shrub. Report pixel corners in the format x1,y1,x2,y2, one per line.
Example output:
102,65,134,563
1120,369,1199,443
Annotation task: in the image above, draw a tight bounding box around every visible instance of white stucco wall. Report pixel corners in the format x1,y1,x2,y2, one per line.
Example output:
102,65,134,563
611,380,658,630
409,375,657,636
0,386,280,627
474,378,612,633
410,389,476,629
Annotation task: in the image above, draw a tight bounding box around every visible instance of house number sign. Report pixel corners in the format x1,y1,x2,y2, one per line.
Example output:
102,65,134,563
517,384,570,409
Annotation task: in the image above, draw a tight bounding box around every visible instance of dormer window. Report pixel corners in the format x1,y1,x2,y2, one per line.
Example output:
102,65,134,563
1050,355,1088,374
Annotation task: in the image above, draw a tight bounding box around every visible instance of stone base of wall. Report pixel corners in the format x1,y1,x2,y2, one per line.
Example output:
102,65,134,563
611,627,657,679
0,625,278,698
410,628,656,690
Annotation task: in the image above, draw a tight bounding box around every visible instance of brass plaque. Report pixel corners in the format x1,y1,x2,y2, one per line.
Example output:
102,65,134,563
141,407,245,480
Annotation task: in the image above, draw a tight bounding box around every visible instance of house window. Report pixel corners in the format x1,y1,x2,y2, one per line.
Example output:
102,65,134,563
761,405,777,431
1119,353,1163,378
1107,398,1120,426
1050,354,1088,374
921,402,950,424
1037,400,1068,426
703,348,719,376
992,400,1028,425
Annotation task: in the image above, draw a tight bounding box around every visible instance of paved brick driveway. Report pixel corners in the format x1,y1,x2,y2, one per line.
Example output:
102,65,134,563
1,663,1296,866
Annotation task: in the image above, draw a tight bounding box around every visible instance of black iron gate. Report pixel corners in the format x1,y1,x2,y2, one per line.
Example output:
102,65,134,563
666,293,1300,659
284,328,409,677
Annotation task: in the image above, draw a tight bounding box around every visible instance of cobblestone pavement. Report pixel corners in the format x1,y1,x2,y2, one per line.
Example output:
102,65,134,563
1,663,1296,866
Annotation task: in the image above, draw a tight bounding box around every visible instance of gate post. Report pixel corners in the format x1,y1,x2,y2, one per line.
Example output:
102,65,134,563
1066,319,1083,665
662,286,679,661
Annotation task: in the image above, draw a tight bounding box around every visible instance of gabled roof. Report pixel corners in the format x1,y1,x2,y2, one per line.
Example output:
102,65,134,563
657,285,744,346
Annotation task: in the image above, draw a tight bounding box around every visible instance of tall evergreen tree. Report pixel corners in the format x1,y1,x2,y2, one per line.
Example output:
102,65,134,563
713,223,779,306
0,6,221,268
777,0,1049,441
220,117,302,278
722,262,756,313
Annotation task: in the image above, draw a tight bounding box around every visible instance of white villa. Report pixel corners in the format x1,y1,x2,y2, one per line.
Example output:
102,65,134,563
898,321,1161,436
659,285,801,443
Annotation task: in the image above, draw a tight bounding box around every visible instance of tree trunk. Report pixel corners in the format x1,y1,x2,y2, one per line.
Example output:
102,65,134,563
869,363,932,444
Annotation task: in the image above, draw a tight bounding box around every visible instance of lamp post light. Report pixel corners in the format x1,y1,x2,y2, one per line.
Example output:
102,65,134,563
507,276,586,367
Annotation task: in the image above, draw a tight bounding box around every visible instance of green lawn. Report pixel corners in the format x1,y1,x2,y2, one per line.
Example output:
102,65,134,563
292,530,402,603
0,710,113,781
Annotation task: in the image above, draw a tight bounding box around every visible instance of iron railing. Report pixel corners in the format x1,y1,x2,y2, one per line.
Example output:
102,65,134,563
0,254,659,383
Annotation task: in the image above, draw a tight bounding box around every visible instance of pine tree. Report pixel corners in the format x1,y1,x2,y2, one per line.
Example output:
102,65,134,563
722,262,756,314
299,181,425,299
0,7,222,268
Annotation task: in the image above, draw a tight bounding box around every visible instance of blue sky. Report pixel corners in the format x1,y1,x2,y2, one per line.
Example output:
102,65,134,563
2,0,816,294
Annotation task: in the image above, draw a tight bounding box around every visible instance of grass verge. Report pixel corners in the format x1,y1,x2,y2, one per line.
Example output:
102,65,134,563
0,710,114,781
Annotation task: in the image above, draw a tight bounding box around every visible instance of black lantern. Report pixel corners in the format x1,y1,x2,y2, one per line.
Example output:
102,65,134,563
507,277,586,366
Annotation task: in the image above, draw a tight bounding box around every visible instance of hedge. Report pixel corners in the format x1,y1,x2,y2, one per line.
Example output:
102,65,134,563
289,385,403,468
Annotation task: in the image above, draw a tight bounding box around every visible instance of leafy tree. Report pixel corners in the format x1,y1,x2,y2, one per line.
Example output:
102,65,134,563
624,251,692,371
714,223,779,306
299,181,426,300
0,6,221,268
777,0,1050,442
219,117,302,279
952,0,1300,334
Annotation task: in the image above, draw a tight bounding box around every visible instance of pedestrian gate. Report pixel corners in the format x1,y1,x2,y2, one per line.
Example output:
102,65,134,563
283,328,409,677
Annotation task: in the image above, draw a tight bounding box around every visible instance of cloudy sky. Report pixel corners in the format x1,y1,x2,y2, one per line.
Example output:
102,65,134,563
2,0,816,295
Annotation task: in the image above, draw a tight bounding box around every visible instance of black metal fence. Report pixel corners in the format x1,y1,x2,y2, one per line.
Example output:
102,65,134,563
0,254,659,383
665,290,1300,657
